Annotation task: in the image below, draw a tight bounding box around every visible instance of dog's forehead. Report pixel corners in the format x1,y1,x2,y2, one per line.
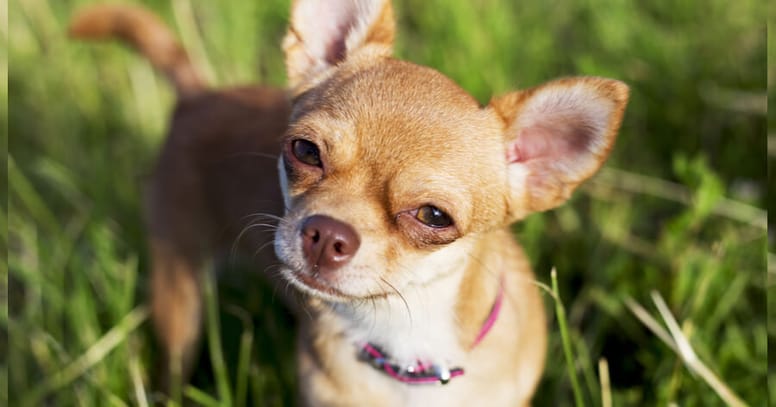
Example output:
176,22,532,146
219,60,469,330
336,59,484,129
288,60,510,228
312,60,504,162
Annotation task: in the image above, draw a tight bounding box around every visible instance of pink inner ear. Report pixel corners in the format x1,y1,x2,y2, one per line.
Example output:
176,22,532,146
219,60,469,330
323,25,349,65
497,78,626,215
295,1,360,65
506,120,595,164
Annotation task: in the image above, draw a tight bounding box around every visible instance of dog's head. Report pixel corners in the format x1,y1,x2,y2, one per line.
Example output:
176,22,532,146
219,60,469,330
274,0,628,302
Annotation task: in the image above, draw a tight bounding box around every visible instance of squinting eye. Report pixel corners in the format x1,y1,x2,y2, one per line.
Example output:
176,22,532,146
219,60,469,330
291,139,322,168
416,205,453,228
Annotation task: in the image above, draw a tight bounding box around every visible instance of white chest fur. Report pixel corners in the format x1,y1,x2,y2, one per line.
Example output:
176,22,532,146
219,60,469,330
328,245,472,369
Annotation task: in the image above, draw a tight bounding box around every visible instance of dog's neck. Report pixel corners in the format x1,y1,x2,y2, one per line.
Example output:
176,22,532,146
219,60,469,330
318,236,502,367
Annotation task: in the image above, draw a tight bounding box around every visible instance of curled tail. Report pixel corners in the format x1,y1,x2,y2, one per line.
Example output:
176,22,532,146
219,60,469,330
69,4,205,98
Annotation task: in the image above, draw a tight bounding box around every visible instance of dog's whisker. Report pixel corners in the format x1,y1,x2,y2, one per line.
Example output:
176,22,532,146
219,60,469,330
251,240,278,261
223,151,280,161
231,226,261,263
244,223,280,233
379,276,412,329
231,217,281,259
241,212,285,223
369,291,378,337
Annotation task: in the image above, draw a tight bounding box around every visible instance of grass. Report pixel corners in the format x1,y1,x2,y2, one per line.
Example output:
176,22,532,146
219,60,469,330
5,0,768,405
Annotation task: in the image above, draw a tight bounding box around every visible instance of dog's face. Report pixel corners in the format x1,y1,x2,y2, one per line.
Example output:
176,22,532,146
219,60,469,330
275,60,509,300
274,0,628,301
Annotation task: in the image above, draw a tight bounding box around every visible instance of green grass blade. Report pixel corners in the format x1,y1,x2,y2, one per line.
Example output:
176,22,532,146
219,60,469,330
203,270,233,406
21,306,149,406
551,268,586,407
226,305,254,407
184,385,222,407
8,156,60,235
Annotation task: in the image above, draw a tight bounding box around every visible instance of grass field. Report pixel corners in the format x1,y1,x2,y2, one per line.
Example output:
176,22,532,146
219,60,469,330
5,0,769,405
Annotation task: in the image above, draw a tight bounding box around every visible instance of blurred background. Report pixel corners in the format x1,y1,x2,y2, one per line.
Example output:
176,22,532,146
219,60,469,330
4,0,769,405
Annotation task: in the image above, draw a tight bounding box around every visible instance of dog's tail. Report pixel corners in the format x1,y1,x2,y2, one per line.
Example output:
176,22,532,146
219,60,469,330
69,4,205,98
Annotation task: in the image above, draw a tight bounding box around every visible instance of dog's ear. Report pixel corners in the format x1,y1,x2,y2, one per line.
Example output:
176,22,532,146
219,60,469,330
283,0,394,94
489,77,629,221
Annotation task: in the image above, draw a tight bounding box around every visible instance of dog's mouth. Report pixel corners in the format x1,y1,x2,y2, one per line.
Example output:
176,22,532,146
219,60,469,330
281,264,399,303
282,266,354,302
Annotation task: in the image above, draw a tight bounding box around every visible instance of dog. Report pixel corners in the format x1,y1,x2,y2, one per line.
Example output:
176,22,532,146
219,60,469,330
71,1,628,405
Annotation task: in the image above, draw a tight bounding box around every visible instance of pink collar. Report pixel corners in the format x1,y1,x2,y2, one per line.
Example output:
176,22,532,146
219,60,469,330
357,278,505,385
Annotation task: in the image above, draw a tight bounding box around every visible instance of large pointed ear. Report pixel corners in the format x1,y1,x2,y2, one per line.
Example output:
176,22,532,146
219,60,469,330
283,0,394,94
489,77,629,221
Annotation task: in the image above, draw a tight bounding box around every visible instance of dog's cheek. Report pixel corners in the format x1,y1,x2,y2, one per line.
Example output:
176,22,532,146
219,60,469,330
280,154,303,188
272,225,293,265
376,229,442,283
272,211,303,267
278,152,323,198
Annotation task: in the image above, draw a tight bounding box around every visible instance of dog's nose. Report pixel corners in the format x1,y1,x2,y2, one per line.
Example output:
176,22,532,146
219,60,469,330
301,215,360,273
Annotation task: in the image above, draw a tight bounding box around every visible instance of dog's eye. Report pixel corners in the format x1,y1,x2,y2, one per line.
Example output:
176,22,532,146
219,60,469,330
416,205,453,228
292,139,322,167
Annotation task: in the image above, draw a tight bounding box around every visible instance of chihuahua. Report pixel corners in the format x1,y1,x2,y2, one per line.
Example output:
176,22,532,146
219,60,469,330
71,1,628,405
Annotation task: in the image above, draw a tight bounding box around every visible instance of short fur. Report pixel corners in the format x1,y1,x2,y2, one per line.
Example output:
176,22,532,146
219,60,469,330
71,1,628,405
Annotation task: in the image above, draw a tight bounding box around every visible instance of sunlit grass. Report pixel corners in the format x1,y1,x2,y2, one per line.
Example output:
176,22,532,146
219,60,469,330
6,0,767,405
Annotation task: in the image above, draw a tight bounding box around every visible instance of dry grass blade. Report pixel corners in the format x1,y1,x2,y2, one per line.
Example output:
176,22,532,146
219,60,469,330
650,291,748,407
590,167,766,229
626,293,748,407
129,348,149,407
698,83,766,115
598,358,611,407
624,297,677,353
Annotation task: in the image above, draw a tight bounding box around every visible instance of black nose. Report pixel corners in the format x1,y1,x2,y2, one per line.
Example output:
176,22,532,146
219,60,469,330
301,215,361,274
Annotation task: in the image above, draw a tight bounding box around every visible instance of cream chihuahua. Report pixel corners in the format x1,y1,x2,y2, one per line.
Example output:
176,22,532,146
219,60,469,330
71,1,628,405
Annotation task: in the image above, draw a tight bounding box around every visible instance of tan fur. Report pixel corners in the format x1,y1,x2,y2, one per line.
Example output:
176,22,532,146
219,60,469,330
293,231,545,406
71,5,290,385
277,2,627,405
490,77,630,219
145,86,290,384
72,1,628,404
